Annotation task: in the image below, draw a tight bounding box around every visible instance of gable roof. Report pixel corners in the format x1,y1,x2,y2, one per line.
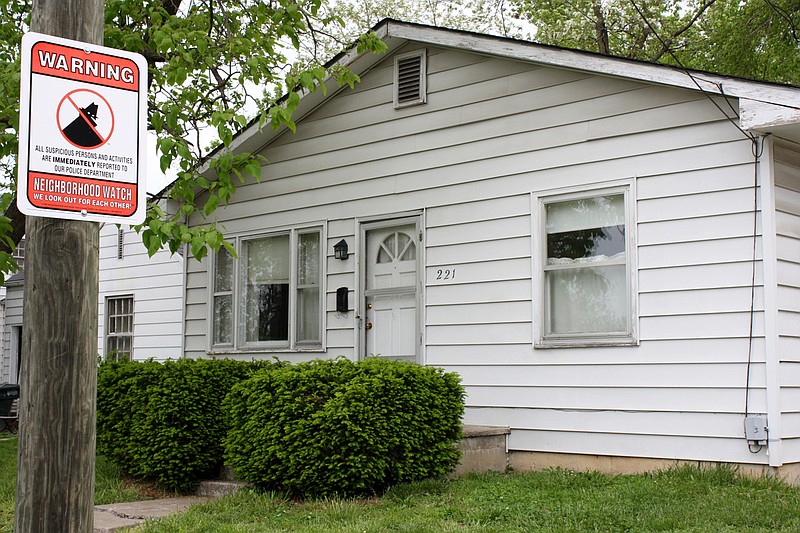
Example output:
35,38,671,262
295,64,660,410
224,18,800,161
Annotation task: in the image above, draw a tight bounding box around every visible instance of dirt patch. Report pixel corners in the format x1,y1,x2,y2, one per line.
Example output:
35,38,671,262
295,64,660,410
122,476,179,500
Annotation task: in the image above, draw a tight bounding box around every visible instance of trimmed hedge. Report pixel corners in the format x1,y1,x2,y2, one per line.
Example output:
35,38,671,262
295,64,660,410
224,357,465,498
97,358,276,492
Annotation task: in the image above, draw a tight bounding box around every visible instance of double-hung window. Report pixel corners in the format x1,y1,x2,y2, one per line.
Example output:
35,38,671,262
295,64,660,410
211,227,323,350
534,185,636,347
106,295,134,360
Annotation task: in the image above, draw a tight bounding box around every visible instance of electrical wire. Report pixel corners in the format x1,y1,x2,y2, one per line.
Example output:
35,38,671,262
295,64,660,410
627,0,768,453
743,136,768,454
744,138,763,422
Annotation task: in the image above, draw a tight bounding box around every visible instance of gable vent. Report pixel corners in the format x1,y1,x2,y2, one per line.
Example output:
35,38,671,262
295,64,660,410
117,228,124,259
394,50,426,108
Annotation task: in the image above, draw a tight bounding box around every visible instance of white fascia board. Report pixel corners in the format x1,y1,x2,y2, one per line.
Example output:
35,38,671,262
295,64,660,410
740,98,800,143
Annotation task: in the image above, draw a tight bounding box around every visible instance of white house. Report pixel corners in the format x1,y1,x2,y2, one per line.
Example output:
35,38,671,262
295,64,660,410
1,224,184,382
183,20,800,478
97,224,184,361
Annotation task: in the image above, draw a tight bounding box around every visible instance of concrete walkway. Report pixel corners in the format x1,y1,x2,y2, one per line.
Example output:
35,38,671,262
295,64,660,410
93,496,209,532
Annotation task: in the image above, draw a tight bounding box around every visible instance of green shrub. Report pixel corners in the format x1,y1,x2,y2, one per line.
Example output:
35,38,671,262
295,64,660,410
224,357,465,498
97,358,276,492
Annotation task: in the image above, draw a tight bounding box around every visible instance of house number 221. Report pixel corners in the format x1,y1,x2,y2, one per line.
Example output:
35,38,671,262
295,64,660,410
436,269,456,280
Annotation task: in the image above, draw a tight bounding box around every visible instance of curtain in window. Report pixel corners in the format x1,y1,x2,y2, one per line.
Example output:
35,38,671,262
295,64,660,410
297,232,320,343
213,247,234,345
547,265,627,334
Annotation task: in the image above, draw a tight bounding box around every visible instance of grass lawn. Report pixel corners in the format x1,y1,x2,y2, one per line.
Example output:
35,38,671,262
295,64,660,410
4,434,800,532
138,466,800,532
0,435,167,533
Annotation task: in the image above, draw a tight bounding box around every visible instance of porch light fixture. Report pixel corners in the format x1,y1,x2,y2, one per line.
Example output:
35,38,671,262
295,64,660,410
334,239,348,260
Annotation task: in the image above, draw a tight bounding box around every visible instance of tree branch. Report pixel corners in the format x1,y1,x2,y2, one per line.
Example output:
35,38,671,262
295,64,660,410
1,199,26,255
651,0,717,62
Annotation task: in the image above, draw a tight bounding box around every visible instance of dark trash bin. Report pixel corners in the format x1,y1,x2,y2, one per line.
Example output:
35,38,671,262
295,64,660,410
0,384,19,416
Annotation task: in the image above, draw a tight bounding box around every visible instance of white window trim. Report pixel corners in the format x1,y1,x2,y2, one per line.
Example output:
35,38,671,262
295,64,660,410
208,224,326,353
532,182,638,348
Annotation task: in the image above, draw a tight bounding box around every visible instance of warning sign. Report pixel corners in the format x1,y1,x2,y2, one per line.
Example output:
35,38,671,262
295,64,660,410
17,32,147,223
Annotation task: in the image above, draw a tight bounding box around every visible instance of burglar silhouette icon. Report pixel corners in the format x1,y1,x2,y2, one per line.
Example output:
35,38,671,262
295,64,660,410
61,102,102,148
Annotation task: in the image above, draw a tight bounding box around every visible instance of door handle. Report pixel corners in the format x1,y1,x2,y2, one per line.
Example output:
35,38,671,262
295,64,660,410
365,322,373,330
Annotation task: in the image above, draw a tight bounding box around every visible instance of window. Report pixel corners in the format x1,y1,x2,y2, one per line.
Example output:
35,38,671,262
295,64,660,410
534,186,636,347
106,296,134,360
394,50,426,108
211,227,323,350
13,237,24,271
212,246,234,345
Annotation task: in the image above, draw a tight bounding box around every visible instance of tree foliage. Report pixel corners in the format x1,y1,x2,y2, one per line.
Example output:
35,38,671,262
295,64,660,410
0,0,387,274
513,0,799,85
321,0,798,86
694,0,800,84
316,0,526,56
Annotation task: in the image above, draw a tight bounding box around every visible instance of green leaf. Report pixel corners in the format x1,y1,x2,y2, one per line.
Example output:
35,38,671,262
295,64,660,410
205,230,221,249
243,161,261,179
203,194,219,216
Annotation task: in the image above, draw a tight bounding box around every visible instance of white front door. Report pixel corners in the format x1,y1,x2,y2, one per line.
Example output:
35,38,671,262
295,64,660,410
363,220,420,362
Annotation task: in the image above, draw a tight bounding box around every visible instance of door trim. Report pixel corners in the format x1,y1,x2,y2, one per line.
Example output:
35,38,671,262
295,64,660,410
357,214,423,363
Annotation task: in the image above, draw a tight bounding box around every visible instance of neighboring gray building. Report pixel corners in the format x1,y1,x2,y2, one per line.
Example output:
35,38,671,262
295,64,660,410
1,223,185,382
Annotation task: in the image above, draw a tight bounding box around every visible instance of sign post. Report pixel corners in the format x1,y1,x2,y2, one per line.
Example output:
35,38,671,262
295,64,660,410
17,31,147,225
14,3,146,530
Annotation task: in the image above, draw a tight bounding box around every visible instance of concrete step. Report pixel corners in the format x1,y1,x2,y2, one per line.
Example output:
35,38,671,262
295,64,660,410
195,480,251,497
456,425,510,475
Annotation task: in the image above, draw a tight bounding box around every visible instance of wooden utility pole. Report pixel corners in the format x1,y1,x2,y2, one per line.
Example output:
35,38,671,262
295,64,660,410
15,1,103,531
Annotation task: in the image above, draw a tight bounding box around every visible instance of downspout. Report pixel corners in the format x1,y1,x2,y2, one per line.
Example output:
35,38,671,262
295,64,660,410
758,135,782,467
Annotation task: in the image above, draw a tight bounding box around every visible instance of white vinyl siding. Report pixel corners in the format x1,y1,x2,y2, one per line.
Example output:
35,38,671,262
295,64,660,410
774,139,800,460
182,44,789,466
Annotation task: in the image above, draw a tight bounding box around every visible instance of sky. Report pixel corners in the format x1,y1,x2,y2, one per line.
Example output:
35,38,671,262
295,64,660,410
145,132,172,195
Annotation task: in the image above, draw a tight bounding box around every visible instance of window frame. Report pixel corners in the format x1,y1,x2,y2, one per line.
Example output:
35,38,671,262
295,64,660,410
105,294,134,360
209,225,325,353
533,183,638,348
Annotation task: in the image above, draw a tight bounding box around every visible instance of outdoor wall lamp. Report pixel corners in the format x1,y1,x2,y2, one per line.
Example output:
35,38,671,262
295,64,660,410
334,239,348,260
